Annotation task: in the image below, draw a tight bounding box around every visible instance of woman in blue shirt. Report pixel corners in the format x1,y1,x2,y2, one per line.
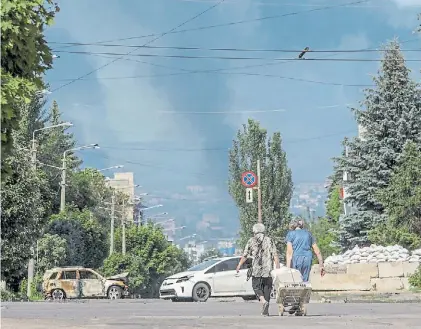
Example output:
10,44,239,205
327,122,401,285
286,218,325,282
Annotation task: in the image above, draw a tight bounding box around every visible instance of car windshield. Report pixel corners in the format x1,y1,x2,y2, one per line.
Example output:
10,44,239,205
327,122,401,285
187,259,220,271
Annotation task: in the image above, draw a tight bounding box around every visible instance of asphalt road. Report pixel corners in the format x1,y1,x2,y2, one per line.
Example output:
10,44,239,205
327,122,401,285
2,299,421,329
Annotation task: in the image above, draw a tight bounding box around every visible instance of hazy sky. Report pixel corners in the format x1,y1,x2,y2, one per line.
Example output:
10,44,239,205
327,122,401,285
43,0,420,234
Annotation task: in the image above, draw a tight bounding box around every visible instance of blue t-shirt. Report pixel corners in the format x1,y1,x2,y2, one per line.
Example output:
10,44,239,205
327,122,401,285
286,229,315,258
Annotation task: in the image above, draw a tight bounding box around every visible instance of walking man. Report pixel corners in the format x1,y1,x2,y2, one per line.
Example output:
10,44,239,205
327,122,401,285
236,223,280,316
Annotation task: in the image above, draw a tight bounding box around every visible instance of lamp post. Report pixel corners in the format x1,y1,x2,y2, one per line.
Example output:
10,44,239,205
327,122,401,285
31,122,73,168
136,204,163,226
109,184,140,255
27,122,72,299
60,144,99,212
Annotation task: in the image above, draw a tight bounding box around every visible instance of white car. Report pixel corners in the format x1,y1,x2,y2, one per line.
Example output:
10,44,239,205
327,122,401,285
160,256,272,302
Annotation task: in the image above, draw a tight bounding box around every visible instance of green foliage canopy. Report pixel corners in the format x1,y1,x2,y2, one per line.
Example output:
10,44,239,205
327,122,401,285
228,119,293,250
103,224,190,297
1,0,59,168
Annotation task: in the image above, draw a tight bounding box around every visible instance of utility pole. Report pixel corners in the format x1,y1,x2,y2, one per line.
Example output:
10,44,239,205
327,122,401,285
257,159,262,223
60,155,67,212
27,140,38,299
31,139,38,169
122,199,126,255
110,192,116,256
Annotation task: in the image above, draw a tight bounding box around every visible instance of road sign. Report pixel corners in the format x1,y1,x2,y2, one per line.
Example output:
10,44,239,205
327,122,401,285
246,188,253,203
241,171,257,188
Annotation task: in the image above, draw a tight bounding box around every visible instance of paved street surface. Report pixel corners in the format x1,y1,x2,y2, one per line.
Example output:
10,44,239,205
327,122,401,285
2,299,421,329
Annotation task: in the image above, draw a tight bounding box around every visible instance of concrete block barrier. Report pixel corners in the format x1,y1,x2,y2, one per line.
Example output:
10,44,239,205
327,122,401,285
378,262,404,278
309,261,419,293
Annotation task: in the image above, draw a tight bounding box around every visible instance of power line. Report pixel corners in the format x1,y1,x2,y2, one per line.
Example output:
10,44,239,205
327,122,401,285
50,42,421,54
50,67,372,87
52,0,368,46
99,130,356,152
54,50,421,62
51,0,226,92
157,109,286,114
50,38,418,84
169,0,417,7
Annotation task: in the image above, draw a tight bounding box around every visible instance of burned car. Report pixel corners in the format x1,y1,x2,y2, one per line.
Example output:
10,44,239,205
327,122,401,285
43,267,129,300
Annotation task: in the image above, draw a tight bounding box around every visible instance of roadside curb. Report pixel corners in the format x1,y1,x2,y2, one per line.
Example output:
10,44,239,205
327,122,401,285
310,292,421,304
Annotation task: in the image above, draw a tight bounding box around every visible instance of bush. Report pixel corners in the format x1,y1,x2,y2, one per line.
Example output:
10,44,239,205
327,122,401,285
368,223,421,251
0,289,26,301
18,275,44,301
408,265,421,289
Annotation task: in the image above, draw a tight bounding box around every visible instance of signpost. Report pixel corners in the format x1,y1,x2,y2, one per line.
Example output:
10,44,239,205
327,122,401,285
246,188,253,203
241,166,262,223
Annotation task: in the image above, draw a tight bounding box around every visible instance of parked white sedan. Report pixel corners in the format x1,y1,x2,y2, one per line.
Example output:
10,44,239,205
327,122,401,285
160,256,268,302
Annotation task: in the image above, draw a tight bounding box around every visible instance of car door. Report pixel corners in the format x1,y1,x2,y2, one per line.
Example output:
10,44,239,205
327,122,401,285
211,258,245,295
79,269,105,297
240,258,255,294
59,270,79,298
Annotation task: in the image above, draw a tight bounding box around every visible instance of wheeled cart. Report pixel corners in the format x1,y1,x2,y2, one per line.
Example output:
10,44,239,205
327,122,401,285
271,267,312,316
276,282,312,316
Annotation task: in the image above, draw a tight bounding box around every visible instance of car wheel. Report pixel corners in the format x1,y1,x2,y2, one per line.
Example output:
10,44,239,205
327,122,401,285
108,286,123,300
51,289,65,301
192,283,210,302
242,295,257,301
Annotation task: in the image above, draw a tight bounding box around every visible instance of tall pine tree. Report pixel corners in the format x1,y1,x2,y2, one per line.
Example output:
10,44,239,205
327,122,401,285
335,40,421,250
228,119,293,251
38,101,81,213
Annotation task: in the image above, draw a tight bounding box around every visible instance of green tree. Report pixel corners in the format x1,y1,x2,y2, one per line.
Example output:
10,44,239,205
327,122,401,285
368,141,421,250
36,233,68,274
66,168,113,213
377,141,421,235
325,185,343,223
335,40,421,250
1,148,49,288
47,209,108,268
199,248,222,262
228,119,293,250
101,253,148,296
106,223,191,297
38,101,81,213
1,0,59,171
368,223,421,251
309,218,340,260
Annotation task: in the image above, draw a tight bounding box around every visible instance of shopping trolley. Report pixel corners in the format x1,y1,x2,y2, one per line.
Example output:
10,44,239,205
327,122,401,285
271,267,312,316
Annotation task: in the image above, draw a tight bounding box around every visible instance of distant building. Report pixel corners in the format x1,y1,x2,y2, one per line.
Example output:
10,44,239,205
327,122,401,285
217,240,235,256
183,240,207,264
106,172,136,223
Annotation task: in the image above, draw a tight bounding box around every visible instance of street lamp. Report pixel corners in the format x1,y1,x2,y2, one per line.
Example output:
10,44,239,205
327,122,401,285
136,204,163,225
154,218,174,226
31,122,73,166
60,143,99,212
140,204,163,211
27,122,72,299
148,212,169,219
179,233,196,241
98,165,124,172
